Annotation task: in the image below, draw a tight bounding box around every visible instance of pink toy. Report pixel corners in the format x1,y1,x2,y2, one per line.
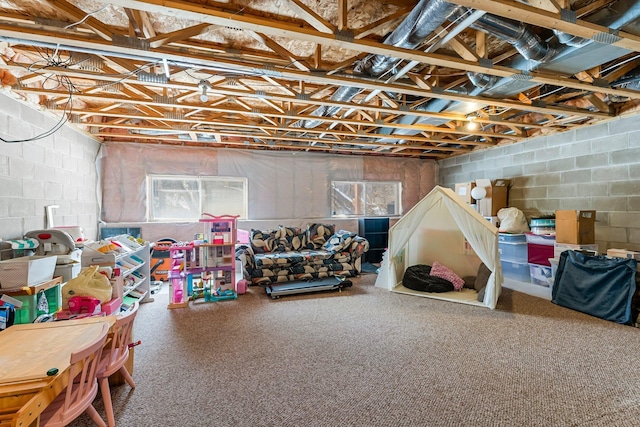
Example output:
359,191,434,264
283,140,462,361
68,296,101,314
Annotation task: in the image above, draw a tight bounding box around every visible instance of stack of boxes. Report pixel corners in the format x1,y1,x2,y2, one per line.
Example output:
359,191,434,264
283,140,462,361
500,210,598,287
552,210,598,282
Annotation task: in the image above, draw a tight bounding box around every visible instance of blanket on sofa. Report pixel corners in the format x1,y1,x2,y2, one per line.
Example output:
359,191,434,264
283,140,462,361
235,223,369,285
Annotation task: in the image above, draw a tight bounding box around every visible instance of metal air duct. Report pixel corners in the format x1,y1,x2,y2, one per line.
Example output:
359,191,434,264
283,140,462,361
299,0,461,129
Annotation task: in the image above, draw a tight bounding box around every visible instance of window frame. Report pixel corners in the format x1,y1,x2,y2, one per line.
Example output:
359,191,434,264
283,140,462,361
330,180,402,218
147,174,248,221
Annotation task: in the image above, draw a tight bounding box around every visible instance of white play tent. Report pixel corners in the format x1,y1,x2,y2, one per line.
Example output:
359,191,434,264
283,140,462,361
375,186,503,309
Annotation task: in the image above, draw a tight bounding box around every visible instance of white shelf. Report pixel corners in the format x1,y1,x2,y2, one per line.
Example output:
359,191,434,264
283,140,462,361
502,277,552,300
81,235,151,304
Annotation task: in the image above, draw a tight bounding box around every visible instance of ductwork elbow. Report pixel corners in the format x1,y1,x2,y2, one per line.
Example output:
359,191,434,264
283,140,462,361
467,72,499,90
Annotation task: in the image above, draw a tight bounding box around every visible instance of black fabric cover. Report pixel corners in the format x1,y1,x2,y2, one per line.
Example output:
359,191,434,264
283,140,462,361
552,251,638,324
403,265,455,293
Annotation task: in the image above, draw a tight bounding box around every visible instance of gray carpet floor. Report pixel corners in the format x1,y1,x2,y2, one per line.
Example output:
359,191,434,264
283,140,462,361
68,274,640,427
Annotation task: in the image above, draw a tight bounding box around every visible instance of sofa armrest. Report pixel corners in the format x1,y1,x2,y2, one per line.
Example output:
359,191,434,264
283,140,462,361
348,235,370,258
235,244,256,279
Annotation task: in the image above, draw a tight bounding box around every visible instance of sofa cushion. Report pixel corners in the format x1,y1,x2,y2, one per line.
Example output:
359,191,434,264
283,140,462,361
322,230,357,253
251,228,281,254
255,252,306,269
279,226,307,251
306,223,335,249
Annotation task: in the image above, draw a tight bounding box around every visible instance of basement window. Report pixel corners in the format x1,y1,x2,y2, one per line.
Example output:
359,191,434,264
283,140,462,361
331,181,401,217
148,175,247,221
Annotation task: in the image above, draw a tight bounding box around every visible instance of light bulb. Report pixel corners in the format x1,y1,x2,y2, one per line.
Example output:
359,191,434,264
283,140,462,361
198,80,211,103
467,120,479,130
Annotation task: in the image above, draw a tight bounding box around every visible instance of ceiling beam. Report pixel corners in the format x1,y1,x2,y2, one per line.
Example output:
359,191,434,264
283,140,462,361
74,0,640,99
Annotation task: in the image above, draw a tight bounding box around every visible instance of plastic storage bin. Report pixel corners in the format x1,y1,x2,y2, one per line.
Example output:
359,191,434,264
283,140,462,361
525,233,556,246
12,284,61,323
528,243,554,266
529,263,553,287
498,241,528,262
498,233,526,243
501,260,531,282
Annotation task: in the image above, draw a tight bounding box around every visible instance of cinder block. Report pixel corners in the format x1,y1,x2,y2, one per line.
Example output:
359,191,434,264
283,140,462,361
629,196,640,211
559,198,594,210
629,131,640,148
577,182,607,197
628,229,640,247
23,180,45,199
522,137,547,152
44,181,63,199
523,161,547,174
561,141,594,157
576,123,607,141
591,196,627,211
532,198,560,213
547,132,573,146
609,212,640,227
535,146,561,161
592,166,628,182
611,148,640,165
521,186,547,199
503,165,523,177
608,116,640,136
561,169,591,184
513,151,535,164
9,198,34,217
576,154,608,169
595,225,628,243
0,177,23,197
609,180,640,196
548,184,577,198
0,156,8,176
592,135,627,153
548,158,575,172
53,134,71,154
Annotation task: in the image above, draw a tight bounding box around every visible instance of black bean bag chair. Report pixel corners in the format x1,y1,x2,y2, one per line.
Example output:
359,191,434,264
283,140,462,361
402,265,455,293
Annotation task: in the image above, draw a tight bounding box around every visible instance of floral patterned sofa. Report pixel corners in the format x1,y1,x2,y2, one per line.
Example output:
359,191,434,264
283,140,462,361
235,223,369,285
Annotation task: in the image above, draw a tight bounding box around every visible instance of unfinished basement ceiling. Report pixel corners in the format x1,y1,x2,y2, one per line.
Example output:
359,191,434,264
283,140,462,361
2,0,640,159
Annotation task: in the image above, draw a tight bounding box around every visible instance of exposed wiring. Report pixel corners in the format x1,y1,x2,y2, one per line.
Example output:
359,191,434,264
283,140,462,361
0,77,74,143
64,4,111,30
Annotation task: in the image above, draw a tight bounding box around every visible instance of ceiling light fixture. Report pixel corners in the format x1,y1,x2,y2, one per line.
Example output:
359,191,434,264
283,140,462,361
198,80,212,102
466,113,479,131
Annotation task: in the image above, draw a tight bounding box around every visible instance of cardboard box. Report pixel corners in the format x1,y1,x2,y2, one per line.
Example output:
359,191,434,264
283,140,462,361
475,179,510,217
455,182,476,204
554,243,599,258
555,210,596,244
607,248,640,261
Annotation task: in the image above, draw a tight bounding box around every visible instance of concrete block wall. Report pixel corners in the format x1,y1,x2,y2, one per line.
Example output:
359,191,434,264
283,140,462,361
438,113,640,253
0,93,101,242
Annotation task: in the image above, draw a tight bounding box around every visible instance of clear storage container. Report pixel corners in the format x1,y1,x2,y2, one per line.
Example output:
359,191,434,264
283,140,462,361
501,260,531,282
498,233,526,243
529,263,553,287
498,241,528,263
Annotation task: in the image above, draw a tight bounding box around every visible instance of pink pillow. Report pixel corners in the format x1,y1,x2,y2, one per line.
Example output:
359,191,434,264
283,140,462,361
430,261,465,291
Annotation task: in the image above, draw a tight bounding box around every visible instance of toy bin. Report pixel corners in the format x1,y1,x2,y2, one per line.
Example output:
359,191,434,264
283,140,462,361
11,284,61,323
501,260,531,282
529,263,553,287
498,241,528,262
